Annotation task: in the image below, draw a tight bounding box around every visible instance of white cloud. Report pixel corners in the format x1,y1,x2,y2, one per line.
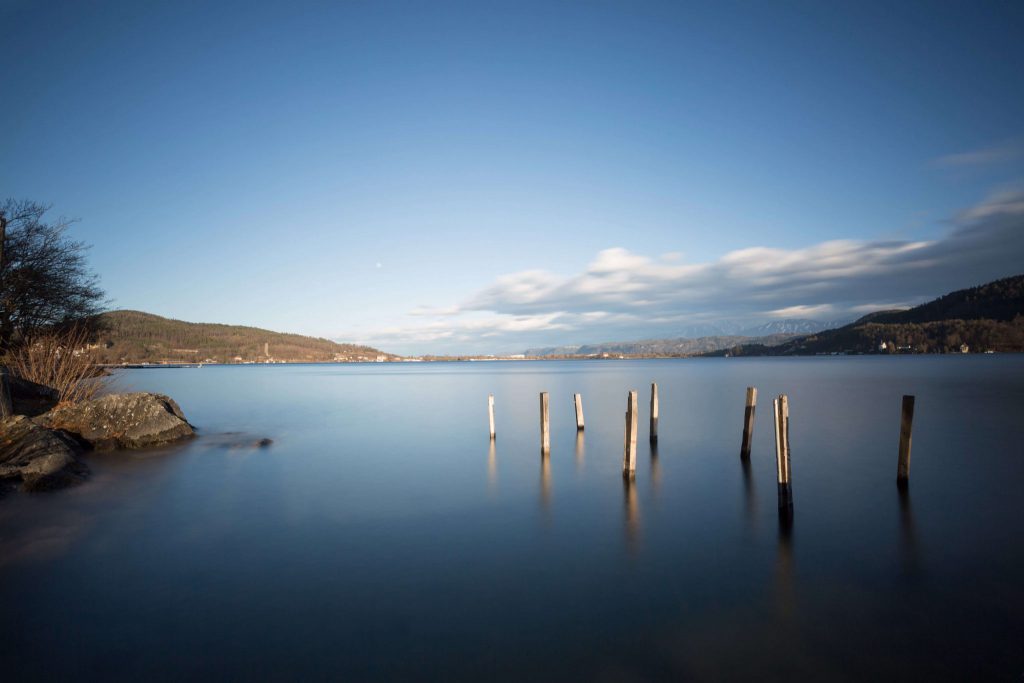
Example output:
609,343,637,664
766,304,837,319
347,186,1024,354
848,302,912,314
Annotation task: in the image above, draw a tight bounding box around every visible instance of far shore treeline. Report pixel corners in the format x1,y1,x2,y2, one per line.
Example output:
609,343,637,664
93,310,396,364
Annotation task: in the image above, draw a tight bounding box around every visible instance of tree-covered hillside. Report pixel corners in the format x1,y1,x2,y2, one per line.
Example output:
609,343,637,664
858,274,1024,326
706,274,1024,356
92,310,397,364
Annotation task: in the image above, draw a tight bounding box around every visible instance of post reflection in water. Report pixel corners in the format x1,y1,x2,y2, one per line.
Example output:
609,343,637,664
649,442,661,495
623,478,640,553
574,432,585,473
898,487,921,578
539,453,552,521
741,456,756,528
775,507,795,619
487,441,497,495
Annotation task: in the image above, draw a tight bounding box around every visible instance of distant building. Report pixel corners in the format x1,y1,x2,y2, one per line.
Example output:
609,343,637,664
960,343,970,354
878,341,887,351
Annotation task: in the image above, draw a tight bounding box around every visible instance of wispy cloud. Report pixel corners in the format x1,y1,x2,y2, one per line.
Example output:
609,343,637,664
348,186,1024,354
932,138,1024,168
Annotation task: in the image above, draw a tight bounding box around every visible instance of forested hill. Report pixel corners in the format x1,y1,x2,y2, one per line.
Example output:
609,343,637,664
854,274,1024,325
705,274,1024,356
92,311,398,364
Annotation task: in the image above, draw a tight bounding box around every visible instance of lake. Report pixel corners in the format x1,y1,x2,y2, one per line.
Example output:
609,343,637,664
1,357,1023,681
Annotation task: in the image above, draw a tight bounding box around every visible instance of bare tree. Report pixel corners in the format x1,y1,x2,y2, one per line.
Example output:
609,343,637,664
0,200,106,351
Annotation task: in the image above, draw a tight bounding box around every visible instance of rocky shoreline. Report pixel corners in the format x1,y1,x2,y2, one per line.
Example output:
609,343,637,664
0,378,195,493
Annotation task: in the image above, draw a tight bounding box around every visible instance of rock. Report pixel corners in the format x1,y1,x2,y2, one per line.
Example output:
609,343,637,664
36,392,195,450
9,375,60,417
0,416,86,491
200,432,273,450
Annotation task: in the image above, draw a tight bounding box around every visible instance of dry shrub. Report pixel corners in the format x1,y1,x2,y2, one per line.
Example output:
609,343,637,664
5,326,111,405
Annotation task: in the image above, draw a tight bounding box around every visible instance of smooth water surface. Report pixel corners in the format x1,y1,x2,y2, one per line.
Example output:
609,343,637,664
2,357,1023,681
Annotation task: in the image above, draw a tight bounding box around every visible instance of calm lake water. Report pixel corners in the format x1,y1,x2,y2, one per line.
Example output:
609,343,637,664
1,357,1023,681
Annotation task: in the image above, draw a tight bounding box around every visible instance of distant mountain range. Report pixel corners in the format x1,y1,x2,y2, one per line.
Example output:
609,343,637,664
92,311,398,364
524,319,843,357
735,319,845,336
704,274,1024,356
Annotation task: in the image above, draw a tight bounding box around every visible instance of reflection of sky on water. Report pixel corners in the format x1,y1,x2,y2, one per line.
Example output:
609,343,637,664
1,357,1022,680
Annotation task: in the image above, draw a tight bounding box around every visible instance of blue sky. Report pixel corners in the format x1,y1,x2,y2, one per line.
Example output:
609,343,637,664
2,0,1023,354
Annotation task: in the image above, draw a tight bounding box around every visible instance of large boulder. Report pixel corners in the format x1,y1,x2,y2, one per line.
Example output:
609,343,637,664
9,375,60,417
36,392,195,450
0,416,86,492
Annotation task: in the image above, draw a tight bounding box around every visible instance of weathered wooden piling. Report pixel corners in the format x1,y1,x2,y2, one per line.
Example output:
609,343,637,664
574,393,585,431
773,395,792,510
622,390,638,478
740,386,757,459
488,394,496,440
540,391,550,454
896,395,915,488
649,382,659,444
0,367,11,419
623,410,629,466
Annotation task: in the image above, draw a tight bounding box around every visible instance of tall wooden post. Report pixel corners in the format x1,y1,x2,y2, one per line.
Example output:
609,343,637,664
649,382,659,444
740,386,757,459
623,409,629,465
622,390,638,478
0,367,10,419
539,392,550,454
487,394,496,440
773,395,792,510
574,393,585,431
896,395,915,489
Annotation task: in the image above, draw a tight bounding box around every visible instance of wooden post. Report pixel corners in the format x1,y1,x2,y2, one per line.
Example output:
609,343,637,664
740,386,757,459
773,397,781,474
649,382,659,444
0,367,11,419
539,391,550,454
773,395,792,510
487,394,496,440
622,390,638,478
896,395,915,488
574,393,585,431
623,409,628,465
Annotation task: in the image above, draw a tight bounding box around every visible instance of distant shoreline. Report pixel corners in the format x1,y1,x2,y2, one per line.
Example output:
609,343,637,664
104,351,1015,369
